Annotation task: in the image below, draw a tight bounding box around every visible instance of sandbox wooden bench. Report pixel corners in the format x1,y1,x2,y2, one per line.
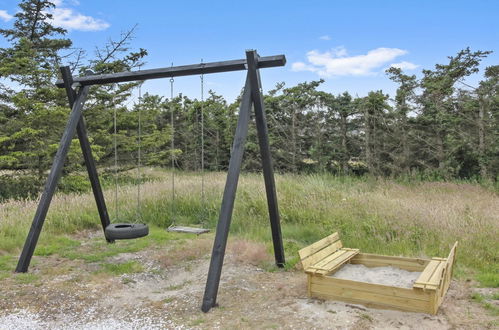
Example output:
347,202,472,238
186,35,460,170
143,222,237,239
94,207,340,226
299,232,458,314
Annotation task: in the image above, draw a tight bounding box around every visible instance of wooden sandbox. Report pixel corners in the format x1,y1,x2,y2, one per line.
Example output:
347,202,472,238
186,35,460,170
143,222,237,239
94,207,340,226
299,232,458,314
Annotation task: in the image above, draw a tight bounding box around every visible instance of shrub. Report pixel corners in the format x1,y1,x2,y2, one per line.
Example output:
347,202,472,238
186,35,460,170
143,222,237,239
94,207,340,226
58,175,91,194
0,174,41,201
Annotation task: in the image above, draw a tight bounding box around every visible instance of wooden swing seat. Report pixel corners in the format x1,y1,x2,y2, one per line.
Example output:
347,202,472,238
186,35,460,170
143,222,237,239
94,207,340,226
167,225,210,235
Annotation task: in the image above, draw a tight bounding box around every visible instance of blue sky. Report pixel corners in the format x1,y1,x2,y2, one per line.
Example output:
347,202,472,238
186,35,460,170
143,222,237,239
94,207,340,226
1,0,498,102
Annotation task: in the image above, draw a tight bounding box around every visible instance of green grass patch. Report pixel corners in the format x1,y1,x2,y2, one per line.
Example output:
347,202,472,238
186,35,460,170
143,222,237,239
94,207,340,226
0,271,10,281
0,255,16,271
14,273,40,284
35,236,81,256
99,261,143,275
472,292,485,303
59,226,181,263
477,271,499,288
62,238,150,262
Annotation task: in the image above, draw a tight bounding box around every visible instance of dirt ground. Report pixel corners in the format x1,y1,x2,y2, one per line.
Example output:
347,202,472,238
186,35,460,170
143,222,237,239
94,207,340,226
0,232,496,329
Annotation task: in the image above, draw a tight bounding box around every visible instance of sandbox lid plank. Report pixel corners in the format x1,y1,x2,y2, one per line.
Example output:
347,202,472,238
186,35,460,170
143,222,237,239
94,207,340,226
414,259,445,290
307,248,359,275
428,260,446,286
313,248,348,269
300,239,343,270
299,232,340,260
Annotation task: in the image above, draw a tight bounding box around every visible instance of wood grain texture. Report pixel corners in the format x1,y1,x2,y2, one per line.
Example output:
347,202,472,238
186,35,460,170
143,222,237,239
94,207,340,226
301,233,457,315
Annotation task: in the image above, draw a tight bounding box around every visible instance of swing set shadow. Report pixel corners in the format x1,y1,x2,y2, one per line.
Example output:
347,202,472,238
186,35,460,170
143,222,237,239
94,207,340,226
15,49,286,313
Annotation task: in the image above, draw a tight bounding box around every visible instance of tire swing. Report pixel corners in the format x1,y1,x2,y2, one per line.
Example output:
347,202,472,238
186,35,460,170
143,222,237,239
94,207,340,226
167,66,209,235
105,82,149,241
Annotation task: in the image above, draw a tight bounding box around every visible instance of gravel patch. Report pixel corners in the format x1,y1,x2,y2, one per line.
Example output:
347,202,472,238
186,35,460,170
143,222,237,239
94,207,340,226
0,309,184,330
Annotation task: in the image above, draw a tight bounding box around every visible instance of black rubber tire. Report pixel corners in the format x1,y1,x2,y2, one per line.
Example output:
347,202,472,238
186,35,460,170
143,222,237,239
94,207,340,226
105,223,149,240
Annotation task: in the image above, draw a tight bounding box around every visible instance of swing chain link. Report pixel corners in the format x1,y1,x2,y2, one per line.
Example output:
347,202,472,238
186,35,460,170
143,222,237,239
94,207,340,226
113,85,119,222
200,60,206,225
137,73,142,222
170,66,176,226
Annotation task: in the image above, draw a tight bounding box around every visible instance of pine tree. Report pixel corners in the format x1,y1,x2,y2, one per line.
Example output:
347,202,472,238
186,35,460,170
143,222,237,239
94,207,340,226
0,0,72,179
418,48,491,177
386,67,418,175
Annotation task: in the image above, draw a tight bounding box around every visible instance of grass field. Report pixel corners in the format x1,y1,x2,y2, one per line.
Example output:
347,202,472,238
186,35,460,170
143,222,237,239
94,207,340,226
0,168,497,288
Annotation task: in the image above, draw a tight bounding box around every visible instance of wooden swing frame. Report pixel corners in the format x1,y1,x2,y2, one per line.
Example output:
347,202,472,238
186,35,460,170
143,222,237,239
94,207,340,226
15,50,286,313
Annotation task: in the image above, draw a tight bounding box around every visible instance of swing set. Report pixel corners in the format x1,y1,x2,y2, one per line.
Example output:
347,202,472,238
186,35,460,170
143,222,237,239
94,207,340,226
15,50,286,313
106,63,210,238
166,70,210,235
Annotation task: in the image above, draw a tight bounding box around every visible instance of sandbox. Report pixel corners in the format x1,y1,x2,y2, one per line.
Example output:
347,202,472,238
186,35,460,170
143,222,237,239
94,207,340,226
299,233,457,314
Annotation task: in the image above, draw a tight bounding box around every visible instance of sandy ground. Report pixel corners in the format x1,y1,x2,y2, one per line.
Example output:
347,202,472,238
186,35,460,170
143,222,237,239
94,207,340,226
329,264,421,289
0,234,497,329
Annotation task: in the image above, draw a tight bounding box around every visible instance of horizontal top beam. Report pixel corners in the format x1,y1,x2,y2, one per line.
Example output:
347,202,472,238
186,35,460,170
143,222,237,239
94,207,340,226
55,54,286,88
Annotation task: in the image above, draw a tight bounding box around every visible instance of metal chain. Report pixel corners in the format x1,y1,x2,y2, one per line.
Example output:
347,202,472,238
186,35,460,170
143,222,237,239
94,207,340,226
200,60,206,225
136,78,142,222
170,67,176,226
113,90,119,222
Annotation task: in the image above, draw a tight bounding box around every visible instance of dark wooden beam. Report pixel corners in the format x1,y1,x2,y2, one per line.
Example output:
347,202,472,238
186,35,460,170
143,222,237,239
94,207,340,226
246,50,285,267
201,74,253,313
16,84,90,273
60,67,113,242
55,54,286,87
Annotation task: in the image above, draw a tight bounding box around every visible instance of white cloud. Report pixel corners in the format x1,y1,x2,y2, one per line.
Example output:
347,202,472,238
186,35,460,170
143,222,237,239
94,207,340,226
331,46,347,57
292,47,409,77
47,1,109,31
389,61,419,70
319,35,331,40
0,10,13,22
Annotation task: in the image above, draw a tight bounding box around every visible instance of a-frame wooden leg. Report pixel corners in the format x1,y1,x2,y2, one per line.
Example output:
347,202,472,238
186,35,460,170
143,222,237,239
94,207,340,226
16,83,90,273
201,74,253,313
60,67,113,242
246,50,285,266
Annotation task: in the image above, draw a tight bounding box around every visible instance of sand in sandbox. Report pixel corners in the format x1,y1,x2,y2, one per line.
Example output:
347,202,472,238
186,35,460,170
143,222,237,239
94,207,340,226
329,264,421,288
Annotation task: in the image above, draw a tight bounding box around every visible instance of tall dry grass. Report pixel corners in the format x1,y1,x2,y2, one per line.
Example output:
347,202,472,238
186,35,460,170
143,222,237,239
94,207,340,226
0,169,497,285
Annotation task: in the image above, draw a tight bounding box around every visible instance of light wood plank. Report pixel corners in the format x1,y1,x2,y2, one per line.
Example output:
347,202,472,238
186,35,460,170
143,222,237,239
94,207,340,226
441,242,458,295
312,249,359,275
311,248,347,270
310,283,431,312
301,240,343,270
351,253,429,272
428,260,445,285
353,253,429,267
312,275,431,301
350,260,425,272
414,260,442,290
298,232,339,260
167,226,210,234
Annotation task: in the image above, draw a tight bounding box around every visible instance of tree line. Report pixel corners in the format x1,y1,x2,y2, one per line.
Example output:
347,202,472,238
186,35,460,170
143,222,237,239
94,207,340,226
1,1,498,199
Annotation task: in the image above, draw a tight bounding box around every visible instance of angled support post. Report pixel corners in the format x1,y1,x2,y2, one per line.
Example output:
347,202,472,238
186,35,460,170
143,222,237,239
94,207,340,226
16,79,90,273
202,50,286,313
60,67,113,242
246,50,285,267
202,74,253,312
